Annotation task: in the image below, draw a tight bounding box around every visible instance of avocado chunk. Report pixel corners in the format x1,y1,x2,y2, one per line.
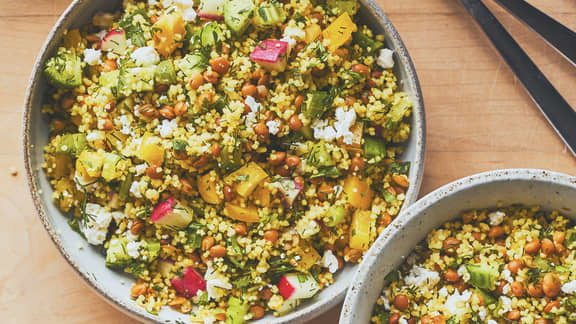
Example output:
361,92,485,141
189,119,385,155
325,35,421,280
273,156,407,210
225,296,249,324
303,91,330,119
44,49,82,89
224,0,255,36
353,31,384,55
466,263,499,290
307,141,334,168
326,0,359,16
363,136,386,163
57,133,87,157
254,2,286,28
154,60,177,84
176,52,208,77
106,237,131,268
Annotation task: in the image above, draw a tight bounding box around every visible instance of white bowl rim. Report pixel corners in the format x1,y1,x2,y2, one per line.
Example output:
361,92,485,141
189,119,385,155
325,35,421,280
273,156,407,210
21,0,426,323
340,168,576,323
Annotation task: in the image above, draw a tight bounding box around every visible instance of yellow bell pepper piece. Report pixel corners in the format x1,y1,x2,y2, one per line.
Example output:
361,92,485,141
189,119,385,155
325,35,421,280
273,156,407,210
224,162,269,197
224,203,260,223
343,175,373,210
77,151,104,178
138,133,164,166
252,183,272,207
291,241,321,271
349,209,372,250
198,172,223,205
153,10,186,57
305,23,322,43
322,12,357,52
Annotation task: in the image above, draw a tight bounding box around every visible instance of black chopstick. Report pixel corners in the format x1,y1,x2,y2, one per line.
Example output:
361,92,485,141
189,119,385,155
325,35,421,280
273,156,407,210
494,0,576,66
458,0,576,156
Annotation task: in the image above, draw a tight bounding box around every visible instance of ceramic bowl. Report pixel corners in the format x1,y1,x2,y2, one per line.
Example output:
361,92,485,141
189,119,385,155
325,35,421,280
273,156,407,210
22,0,425,323
341,169,576,324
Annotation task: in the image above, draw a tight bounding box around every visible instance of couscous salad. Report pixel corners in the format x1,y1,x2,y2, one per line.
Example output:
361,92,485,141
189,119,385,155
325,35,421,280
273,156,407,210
41,0,412,322
372,206,576,324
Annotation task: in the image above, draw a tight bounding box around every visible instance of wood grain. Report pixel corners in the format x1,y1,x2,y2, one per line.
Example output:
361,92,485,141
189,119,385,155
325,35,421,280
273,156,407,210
0,0,574,323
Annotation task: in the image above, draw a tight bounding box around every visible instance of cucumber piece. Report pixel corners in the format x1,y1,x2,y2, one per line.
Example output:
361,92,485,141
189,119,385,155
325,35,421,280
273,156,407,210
566,228,576,249
466,263,499,290
307,142,334,168
57,133,87,157
389,100,411,123
326,0,359,16
154,60,177,84
44,49,82,89
353,31,384,55
118,67,156,96
194,21,226,50
363,137,386,163
220,144,243,171
303,91,329,119
299,125,314,140
224,0,255,36
101,153,125,182
325,205,347,227
176,52,208,77
254,2,286,28
105,237,131,268
118,172,133,200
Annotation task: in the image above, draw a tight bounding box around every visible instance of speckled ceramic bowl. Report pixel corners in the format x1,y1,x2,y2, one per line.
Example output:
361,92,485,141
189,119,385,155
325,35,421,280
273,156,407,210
22,0,425,323
341,169,576,324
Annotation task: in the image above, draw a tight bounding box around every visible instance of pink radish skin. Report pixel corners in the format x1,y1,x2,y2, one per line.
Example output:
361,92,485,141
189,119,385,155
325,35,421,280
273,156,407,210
151,197,193,229
278,273,320,300
100,29,127,54
278,275,296,299
197,0,225,19
250,40,289,72
170,267,206,298
277,178,303,207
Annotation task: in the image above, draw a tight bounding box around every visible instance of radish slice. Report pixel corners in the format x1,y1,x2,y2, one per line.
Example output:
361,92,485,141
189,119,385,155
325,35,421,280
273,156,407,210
278,273,320,300
276,178,303,207
197,0,225,19
249,39,289,72
170,266,206,298
100,29,127,54
151,197,193,229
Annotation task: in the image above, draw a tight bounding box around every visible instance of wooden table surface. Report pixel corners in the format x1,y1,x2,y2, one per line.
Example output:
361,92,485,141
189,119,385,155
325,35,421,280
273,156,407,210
1,0,575,323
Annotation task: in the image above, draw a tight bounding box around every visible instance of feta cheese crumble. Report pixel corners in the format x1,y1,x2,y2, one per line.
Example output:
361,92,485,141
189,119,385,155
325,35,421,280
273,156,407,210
205,265,233,300
488,211,505,226
376,48,394,69
562,280,576,294
322,250,340,273
157,119,178,138
171,0,197,21
81,203,113,245
131,46,160,66
444,289,472,318
404,265,440,292
266,120,281,135
83,48,101,66
312,108,357,144
126,241,141,258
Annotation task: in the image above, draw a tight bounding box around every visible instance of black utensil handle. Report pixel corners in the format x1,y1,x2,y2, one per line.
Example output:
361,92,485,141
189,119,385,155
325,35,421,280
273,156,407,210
494,0,576,66
459,0,576,156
